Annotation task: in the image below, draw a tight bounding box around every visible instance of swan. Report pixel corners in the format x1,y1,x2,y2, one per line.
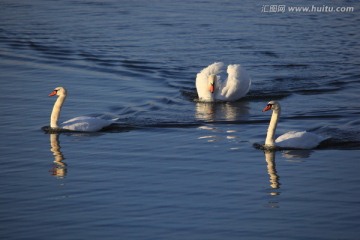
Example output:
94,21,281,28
195,62,251,102
47,87,113,132
262,100,327,150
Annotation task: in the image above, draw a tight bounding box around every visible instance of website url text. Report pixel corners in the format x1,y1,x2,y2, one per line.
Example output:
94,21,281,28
261,5,355,13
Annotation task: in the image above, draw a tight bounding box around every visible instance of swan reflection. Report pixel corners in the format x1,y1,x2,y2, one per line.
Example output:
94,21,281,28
195,101,249,122
281,150,312,159
49,134,67,178
263,150,281,196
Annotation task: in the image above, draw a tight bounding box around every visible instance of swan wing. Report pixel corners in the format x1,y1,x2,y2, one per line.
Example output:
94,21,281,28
275,131,327,149
218,64,251,101
196,62,224,101
61,116,112,132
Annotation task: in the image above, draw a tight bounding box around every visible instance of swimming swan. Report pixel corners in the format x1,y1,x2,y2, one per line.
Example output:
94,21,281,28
48,87,113,132
196,62,251,102
262,100,327,150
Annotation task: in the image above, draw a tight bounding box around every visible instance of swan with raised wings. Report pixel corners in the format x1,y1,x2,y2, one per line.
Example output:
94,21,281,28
262,100,327,150
196,62,251,102
48,87,113,132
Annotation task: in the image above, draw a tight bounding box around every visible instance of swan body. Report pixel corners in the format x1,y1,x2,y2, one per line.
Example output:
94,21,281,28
59,116,113,132
196,62,251,102
275,131,326,149
262,101,327,150
48,87,113,132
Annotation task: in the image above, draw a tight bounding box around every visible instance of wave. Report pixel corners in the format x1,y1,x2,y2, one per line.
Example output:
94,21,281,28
315,123,360,150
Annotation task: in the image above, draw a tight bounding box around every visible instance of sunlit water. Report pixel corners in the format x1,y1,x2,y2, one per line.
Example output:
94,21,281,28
1,1,360,239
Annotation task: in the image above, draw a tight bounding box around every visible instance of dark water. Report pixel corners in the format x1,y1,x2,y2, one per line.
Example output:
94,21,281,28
1,0,360,239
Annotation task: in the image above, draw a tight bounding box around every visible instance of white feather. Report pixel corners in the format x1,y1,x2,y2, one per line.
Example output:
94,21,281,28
196,62,251,102
196,62,224,102
219,64,251,101
61,116,113,132
276,131,327,149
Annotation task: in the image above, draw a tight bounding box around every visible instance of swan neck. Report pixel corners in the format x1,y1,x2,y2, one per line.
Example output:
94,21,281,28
265,108,280,147
50,95,66,128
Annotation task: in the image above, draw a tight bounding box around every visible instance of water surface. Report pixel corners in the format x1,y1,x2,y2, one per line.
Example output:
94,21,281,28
1,1,360,239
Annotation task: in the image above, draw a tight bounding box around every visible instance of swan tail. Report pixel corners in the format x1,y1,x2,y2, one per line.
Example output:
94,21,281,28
220,64,251,100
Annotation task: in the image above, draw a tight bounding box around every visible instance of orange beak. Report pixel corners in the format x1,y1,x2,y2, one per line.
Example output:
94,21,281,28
262,104,272,112
209,83,215,94
49,90,57,97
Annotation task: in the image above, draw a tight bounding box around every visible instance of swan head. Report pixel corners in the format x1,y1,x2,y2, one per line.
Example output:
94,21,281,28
49,87,67,97
208,75,216,94
263,100,281,112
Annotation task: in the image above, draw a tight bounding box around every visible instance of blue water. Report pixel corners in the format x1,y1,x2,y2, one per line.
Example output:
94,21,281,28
1,0,360,239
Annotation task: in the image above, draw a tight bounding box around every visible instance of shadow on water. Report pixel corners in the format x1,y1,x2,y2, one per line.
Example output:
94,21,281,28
318,138,360,150
315,122,360,150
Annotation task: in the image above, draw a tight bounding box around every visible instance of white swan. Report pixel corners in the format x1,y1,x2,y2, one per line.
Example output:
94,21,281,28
196,62,251,102
262,101,327,150
48,87,113,132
